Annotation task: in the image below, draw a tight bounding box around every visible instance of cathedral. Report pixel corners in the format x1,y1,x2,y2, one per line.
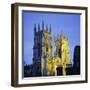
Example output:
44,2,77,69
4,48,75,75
32,21,71,76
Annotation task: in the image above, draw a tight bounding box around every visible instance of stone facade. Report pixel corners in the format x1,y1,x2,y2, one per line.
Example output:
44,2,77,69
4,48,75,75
33,21,71,76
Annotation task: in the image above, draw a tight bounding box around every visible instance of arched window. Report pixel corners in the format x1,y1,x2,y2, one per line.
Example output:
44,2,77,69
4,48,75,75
46,47,48,52
58,48,61,58
46,44,48,52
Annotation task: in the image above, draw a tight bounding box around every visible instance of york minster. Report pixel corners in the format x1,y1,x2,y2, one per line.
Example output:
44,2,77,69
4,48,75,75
24,21,80,77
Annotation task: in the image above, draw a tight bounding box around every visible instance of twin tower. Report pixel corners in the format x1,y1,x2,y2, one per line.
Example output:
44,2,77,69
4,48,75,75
32,21,71,76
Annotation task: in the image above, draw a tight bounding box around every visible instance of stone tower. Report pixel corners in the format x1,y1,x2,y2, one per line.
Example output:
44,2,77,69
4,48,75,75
54,33,71,76
61,34,71,75
33,21,52,76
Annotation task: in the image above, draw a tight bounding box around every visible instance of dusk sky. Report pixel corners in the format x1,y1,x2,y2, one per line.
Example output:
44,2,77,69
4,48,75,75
23,11,80,65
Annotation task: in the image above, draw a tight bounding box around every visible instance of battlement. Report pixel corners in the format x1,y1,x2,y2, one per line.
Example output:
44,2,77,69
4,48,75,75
34,21,51,34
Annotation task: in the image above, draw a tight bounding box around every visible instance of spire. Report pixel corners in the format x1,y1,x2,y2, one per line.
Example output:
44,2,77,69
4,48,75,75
34,24,36,34
38,24,40,31
46,25,48,32
54,34,56,42
54,35,56,57
57,33,59,40
60,32,62,41
63,32,66,39
42,20,44,31
49,24,51,32
58,33,60,39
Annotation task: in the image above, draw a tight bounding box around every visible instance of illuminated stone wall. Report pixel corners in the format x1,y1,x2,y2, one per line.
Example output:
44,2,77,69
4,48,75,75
33,22,71,76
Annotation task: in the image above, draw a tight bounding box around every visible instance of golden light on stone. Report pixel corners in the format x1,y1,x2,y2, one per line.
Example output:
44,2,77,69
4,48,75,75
33,22,71,76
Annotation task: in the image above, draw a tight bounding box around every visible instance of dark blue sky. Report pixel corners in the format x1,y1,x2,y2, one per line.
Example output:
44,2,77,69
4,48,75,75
23,11,80,65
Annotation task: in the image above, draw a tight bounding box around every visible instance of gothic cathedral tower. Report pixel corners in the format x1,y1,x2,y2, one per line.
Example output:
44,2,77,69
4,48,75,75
33,21,52,76
54,33,71,76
